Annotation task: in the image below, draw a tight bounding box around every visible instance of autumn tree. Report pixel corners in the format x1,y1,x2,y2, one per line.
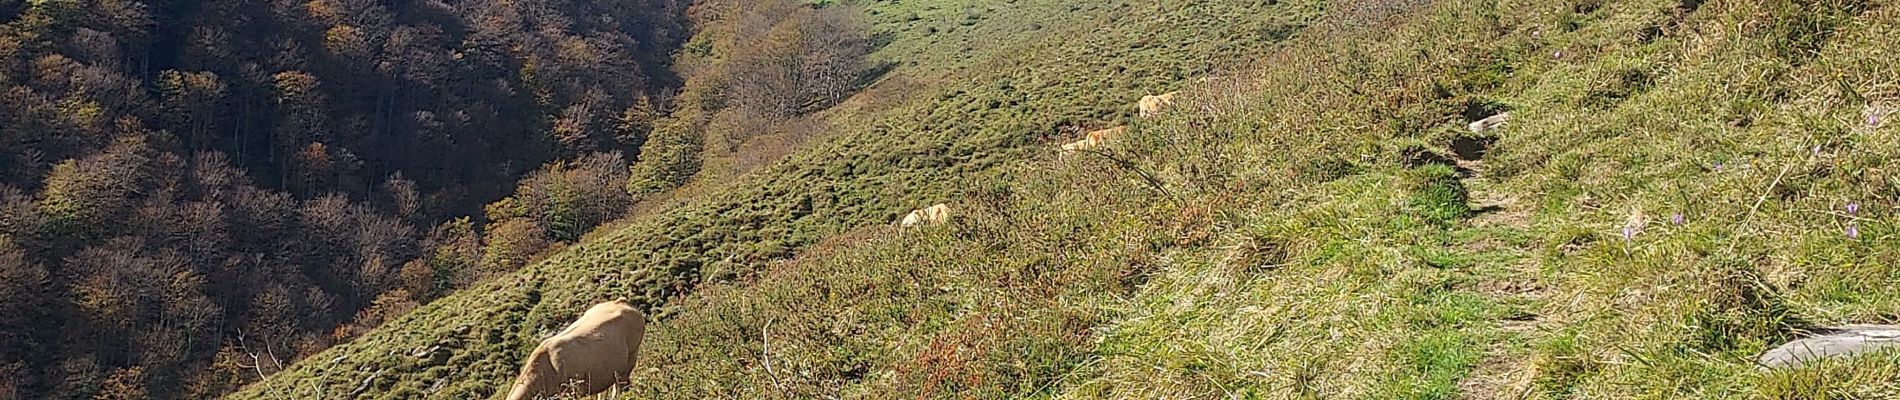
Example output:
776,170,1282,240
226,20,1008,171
409,217,480,298
616,95,662,150
725,1,872,119
478,212,548,273
271,71,329,193
91,367,147,400
62,238,221,393
0,238,48,370
481,151,633,272
626,121,704,197
36,134,153,245
157,71,227,151
514,151,632,242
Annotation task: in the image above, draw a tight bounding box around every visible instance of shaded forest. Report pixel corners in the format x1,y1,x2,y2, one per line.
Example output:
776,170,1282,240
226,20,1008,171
0,0,694,398
0,0,880,396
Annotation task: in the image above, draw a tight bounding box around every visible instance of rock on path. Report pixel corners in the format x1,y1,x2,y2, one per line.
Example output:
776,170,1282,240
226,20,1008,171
1758,324,1900,369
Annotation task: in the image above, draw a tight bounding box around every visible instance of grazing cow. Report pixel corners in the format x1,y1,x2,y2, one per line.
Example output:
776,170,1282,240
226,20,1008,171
922,203,950,223
1059,138,1097,152
900,208,927,227
1468,112,1511,133
1060,126,1126,153
1138,92,1177,118
900,203,952,227
505,300,648,400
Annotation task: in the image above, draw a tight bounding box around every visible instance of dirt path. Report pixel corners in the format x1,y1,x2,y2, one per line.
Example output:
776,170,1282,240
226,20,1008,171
1448,143,1549,400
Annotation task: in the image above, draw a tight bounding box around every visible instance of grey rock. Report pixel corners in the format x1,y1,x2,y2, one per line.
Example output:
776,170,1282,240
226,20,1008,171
1468,112,1511,133
1758,324,1900,369
410,345,441,358
352,371,384,395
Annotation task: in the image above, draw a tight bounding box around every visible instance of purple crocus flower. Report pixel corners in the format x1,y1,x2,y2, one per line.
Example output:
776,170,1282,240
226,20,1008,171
1872,113,1883,127
1847,202,1861,215
1671,213,1685,226
1847,224,1861,239
1713,162,1724,172
1622,226,1638,240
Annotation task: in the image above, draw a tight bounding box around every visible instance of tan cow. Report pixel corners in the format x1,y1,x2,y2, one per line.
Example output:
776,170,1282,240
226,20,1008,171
1138,92,1177,118
900,203,952,227
505,300,648,400
1060,126,1126,153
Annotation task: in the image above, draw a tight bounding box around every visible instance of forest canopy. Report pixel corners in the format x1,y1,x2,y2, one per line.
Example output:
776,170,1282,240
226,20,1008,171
0,0,879,397
0,0,691,397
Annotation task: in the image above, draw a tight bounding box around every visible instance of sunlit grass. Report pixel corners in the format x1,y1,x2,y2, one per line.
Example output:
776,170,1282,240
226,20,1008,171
234,0,1900,398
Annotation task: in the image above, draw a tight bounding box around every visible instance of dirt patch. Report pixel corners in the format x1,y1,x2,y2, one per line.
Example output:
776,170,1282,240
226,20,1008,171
1462,99,1510,123
1452,135,1498,161
1468,191,1531,229
1403,145,1474,176
1458,351,1533,400
1475,272,1546,300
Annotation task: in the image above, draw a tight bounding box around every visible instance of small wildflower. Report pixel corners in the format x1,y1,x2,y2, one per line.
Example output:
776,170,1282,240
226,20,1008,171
1622,226,1637,240
1847,223,1860,239
1847,202,1861,215
1871,113,1882,127
1813,145,1823,156
1671,213,1685,226
1554,51,1563,59
1712,162,1724,172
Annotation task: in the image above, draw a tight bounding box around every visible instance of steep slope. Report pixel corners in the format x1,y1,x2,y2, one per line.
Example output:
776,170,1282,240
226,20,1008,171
636,0,1900,398
229,0,1320,398
240,0,1900,398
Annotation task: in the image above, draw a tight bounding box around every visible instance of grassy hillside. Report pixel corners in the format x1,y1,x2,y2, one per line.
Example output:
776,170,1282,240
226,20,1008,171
229,0,1320,398
235,0,1900,398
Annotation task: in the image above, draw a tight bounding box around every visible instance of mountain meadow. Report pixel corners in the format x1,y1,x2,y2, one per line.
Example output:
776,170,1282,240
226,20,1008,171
4,0,1900,399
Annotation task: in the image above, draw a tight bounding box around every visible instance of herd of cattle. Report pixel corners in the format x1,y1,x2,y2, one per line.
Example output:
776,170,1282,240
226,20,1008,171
1061,92,1176,153
499,93,1899,398
501,92,1180,399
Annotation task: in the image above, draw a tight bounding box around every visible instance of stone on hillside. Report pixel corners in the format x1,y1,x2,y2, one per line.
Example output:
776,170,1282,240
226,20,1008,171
1758,324,1900,369
1468,112,1511,133
410,345,450,367
352,371,384,396
410,345,441,359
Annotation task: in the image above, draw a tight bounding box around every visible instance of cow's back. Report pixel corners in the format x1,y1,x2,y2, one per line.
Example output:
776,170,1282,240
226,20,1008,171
558,302,645,374
900,209,926,226
507,301,647,400
1138,93,1176,117
924,204,951,222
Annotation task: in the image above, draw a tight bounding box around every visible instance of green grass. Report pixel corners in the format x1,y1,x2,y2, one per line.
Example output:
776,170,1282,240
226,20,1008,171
233,0,1900,398
229,0,1323,398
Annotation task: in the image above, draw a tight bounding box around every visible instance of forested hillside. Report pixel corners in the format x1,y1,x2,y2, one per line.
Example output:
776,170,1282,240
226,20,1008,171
0,0,690,398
